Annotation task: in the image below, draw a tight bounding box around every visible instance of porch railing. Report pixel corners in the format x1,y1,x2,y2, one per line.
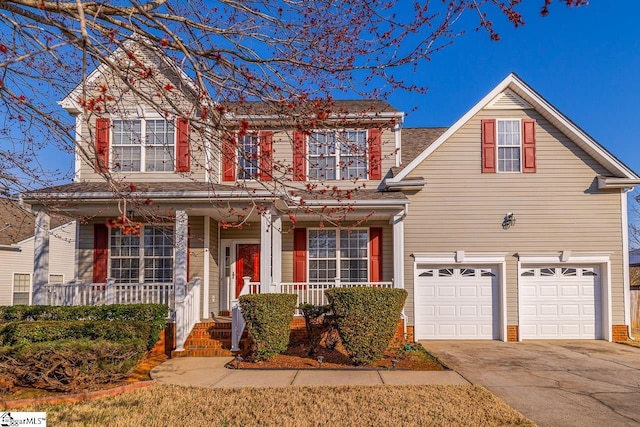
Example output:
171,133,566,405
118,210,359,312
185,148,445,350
43,279,175,307
280,281,393,313
175,278,201,352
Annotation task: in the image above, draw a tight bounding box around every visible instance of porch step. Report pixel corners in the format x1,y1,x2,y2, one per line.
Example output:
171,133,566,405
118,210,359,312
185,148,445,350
171,320,250,358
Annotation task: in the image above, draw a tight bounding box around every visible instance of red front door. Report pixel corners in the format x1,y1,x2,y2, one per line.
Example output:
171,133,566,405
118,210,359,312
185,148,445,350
236,244,260,298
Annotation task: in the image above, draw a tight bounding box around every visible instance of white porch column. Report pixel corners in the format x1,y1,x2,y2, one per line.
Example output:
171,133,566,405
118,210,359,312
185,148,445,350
32,211,50,305
392,214,405,289
175,210,189,296
271,215,282,292
203,215,211,319
260,210,272,293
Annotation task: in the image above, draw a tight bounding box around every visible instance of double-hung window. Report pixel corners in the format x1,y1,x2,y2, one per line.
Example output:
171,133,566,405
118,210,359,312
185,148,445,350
308,130,368,180
110,225,174,283
308,229,368,282
497,119,521,172
12,273,31,305
238,134,260,180
112,119,175,172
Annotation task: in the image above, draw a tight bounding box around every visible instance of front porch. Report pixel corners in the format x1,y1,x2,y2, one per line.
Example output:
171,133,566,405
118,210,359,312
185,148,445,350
26,183,409,355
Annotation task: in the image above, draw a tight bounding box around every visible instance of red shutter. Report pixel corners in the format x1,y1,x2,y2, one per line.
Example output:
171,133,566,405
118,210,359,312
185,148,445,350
95,118,110,172
368,128,382,180
522,119,537,173
293,130,306,181
481,119,496,173
222,135,236,182
93,224,109,283
293,227,307,283
175,118,190,172
260,131,273,181
369,228,383,282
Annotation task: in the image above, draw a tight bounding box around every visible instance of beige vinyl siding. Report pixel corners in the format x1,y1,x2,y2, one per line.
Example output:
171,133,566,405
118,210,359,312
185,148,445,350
219,225,261,241
403,108,625,326
77,222,95,283
279,221,393,283
188,216,205,282
232,127,396,189
75,45,210,183
0,222,76,305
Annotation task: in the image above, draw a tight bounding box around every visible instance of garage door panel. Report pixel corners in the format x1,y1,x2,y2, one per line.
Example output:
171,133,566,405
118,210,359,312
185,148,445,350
520,266,600,340
415,266,498,340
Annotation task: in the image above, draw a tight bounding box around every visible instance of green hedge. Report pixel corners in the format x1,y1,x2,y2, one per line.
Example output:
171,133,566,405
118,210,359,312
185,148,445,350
0,338,146,392
239,294,297,361
0,320,152,348
0,304,168,350
326,287,407,365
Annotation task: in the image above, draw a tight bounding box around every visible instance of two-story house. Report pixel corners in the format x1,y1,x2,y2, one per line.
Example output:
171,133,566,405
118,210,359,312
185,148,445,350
23,38,640,351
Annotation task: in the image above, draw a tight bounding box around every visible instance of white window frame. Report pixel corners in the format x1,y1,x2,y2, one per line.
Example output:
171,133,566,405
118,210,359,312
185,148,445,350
48,274,64,284
307,228,370,282
496,118,522,173
109,224,175,284
237,133,260,181
12,272,32,305
110,116,176,173
307,130,369,180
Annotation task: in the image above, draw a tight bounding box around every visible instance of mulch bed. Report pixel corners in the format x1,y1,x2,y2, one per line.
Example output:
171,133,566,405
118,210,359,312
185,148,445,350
230,339,445,370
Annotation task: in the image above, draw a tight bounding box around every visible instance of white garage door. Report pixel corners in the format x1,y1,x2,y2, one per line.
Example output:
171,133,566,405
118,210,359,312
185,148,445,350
415,266,499,339
520,266,601,339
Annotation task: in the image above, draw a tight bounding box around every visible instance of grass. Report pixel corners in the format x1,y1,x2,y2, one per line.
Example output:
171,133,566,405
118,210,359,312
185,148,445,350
13,383,535,426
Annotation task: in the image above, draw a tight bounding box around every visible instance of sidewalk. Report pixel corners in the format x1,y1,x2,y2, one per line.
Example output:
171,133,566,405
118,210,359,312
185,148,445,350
150,357,469,388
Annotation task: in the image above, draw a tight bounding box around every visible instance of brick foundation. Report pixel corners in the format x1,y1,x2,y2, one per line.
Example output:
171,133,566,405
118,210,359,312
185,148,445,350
149,323,176,357
507,325,519,342
612,325,629,342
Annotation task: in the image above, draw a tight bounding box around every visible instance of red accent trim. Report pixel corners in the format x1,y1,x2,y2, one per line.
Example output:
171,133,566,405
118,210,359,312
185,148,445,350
293,130,307,181
260,131,273,181
222,135,236,182
293,228,307,283
522,119,537,173
93,224,109,283
236,244,260,297
369,228,383,282
368,128,382,180
481,119,496,173
95,118,110,172
175,118,190,172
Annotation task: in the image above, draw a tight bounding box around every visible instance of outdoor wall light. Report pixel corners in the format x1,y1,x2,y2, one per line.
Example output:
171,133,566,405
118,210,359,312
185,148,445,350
502,212,516,230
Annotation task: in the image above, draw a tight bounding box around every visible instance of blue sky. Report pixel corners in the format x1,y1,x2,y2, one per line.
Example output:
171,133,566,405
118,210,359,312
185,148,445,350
390,1,639,177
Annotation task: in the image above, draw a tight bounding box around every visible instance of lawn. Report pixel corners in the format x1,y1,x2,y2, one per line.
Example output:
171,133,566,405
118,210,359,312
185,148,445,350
15,383,535,426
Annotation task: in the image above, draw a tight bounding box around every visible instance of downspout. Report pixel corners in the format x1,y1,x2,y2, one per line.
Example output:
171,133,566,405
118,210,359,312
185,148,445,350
622,188,634,339
394,204,410,340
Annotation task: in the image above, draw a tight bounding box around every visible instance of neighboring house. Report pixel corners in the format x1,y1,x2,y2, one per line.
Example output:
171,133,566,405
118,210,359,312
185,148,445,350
22,39,640,344
630,249,640,287
0,198,76,305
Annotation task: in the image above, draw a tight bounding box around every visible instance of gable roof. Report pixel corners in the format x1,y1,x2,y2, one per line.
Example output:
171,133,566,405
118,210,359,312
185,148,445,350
59,35,204,113
389,73,640,183
0,198,68,245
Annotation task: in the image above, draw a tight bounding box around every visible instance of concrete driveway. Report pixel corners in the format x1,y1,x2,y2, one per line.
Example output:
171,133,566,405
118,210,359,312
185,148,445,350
422,340,640,427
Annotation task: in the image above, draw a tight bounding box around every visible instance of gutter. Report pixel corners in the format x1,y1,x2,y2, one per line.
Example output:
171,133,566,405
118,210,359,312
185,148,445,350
0,244,21,252
225,111,405,121
598,176,640,190
384,178,426,191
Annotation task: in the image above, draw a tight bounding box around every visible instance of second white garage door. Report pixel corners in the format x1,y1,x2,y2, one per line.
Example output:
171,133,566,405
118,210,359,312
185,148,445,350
519,266,601,339
415,266,499,340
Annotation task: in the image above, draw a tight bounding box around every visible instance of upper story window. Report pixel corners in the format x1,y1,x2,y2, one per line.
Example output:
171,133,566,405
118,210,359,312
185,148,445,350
292,128,382,181
222,131,273,182
308,131,368,180
94,116,189,174
237,134,260,180
497,119,521,172
481,118,536,174
112,119,175,172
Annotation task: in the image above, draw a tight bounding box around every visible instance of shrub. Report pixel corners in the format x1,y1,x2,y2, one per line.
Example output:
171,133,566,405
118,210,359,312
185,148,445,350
0,338,146,392
326,287,407,365
0,304,168,350
299,304,339,355
0,320,151,348
239,294,297,361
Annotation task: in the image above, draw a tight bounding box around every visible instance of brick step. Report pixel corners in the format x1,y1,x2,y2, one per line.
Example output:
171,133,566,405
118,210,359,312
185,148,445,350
171,320,251,358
